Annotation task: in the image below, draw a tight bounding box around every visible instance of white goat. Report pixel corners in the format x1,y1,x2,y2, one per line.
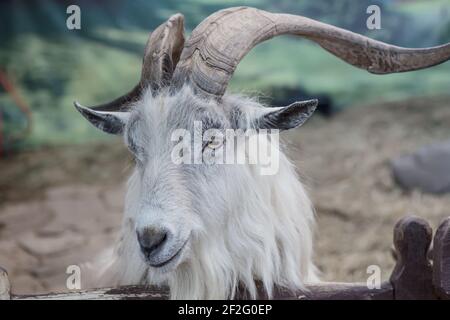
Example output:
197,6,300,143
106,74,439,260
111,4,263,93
75,7,450,299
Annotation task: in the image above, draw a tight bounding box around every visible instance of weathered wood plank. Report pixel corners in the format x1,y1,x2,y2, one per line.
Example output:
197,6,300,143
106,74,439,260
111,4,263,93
11,282,392,300
233,281,393,300
13,285,170,300
298,282,393,300
0,267,11,300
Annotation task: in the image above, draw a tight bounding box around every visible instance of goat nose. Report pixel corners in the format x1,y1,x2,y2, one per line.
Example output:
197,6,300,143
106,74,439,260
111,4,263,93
137,227,167,256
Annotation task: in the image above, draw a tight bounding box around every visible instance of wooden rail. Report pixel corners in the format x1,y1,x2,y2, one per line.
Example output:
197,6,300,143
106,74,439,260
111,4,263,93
1,216,449,300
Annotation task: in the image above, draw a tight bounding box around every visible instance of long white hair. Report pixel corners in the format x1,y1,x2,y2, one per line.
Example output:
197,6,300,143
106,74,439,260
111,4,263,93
85,87,318,299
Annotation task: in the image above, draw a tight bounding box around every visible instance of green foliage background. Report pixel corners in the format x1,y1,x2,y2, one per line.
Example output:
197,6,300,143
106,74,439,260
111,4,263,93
0,0,449,148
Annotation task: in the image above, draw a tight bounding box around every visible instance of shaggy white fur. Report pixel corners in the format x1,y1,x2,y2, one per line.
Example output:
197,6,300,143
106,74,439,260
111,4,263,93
86,86,318,299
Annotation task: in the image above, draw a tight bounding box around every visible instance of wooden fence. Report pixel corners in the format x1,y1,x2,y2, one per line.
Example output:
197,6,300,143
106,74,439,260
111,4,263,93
1,215,449,300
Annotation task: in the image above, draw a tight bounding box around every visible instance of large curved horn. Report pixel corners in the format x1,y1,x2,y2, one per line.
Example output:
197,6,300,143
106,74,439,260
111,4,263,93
142,13,185,90
173,6,450,99
76,14,185,111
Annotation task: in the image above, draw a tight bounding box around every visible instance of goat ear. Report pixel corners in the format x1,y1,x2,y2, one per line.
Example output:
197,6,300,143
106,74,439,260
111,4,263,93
257,99,318,131
74,101,130,135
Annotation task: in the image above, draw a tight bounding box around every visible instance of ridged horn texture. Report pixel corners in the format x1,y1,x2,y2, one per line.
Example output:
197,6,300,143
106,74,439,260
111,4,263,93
77,13,185,111
173,6,450,99
142,13,185,90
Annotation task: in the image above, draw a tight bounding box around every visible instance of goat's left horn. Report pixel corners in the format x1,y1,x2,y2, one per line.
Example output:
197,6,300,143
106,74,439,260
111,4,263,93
76,14,185,111
173,6,450,99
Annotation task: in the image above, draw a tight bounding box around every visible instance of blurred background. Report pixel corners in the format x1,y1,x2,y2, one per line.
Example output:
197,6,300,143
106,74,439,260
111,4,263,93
0,0,449,294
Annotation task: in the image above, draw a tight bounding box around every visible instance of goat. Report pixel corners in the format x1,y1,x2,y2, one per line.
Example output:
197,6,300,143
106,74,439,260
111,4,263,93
75,7,450,299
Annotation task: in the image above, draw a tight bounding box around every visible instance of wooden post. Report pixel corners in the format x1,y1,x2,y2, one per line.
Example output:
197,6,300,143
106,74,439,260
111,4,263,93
390,216,434,299
432,217,450,299
0,266,11,300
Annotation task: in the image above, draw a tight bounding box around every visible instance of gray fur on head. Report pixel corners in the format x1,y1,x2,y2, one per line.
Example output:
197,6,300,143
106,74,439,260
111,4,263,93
82,85,318,299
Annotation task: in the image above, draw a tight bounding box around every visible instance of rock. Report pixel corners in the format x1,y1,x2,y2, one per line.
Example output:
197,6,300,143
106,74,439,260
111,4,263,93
0,240,39,274
0,202,53,239
10,274,46,295
391,140,450,194
18,231,85,257
33,232,117,277
41,185,119,234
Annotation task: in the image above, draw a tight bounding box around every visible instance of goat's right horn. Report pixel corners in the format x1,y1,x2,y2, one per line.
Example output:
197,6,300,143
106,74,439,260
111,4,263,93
76,13,185,111
173,6,450,99
141,13,185,91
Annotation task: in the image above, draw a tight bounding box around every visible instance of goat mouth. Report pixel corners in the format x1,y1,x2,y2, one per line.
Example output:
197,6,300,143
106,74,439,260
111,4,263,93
148,240,188,268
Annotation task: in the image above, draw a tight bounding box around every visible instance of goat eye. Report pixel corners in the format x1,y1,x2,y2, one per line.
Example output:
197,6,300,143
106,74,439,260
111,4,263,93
205,136,223,150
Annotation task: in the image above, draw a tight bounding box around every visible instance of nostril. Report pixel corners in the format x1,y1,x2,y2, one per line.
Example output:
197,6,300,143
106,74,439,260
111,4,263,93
137,228,168,256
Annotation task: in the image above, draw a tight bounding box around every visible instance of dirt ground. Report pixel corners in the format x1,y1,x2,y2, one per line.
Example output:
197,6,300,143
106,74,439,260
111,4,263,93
1,96,450,295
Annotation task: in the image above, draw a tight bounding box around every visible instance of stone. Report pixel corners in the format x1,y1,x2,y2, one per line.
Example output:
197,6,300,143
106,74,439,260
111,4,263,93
42,185,118,234
391,140,450,194
18,231,85,257
0,240,39,273
0,202,53,239
11,274,46,295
